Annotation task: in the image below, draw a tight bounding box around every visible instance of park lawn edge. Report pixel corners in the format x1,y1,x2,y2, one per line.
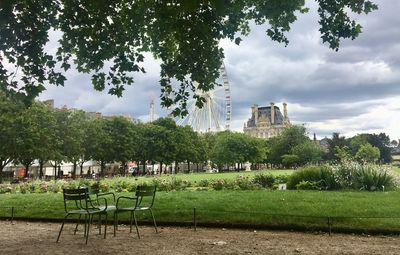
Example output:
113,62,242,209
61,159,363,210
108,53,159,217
2,189,400,234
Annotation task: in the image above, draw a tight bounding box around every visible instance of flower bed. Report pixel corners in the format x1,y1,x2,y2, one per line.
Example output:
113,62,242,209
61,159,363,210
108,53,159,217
0,173,289,194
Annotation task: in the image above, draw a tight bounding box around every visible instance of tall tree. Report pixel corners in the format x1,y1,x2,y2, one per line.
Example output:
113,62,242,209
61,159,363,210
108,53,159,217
15,102,56,178
106,117,136,176
326,132,348,161
1,1,377,113
365,133,392,163
151,119,177,174
62,110,89,178
292,141,323,165
85,118,112,176
266,125,309,166
0,93,22,183
348,134,369,156
355,143,380,163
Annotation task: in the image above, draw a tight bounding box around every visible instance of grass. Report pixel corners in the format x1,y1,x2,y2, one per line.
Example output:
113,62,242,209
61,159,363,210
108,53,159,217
2,189,400,232
136,169,294,183
391,165,400,175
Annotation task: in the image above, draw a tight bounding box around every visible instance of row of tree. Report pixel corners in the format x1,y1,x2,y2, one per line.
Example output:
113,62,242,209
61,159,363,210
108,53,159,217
0,94,394,183
325,132,393,163
0,96,268,182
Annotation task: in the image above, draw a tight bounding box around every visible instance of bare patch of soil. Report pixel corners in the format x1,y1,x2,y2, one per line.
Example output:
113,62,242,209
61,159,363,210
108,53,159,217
0,220,399,255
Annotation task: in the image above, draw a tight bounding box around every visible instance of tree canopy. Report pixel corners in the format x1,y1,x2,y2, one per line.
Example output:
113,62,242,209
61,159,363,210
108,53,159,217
0,0,377,114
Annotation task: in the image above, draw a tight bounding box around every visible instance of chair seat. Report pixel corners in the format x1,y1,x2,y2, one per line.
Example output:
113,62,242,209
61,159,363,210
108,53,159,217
68,208,105,215
117,205,150,211
99,205,116,211
114,186,158,239
68,209,88,214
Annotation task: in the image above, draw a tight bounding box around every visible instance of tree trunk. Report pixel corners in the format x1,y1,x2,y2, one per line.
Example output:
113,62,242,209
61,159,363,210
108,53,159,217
72,161,77,179
0,162,5,184
23,162,31,179
39,160,44,179
121,161,126,176
187,161,190,173
196,163,199,172
79,162,84,178
100,161,105,177
143,160,147,175
53,162,57,180
159,162,163,176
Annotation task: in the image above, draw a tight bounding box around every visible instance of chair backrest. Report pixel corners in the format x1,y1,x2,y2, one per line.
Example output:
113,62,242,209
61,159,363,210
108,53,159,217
135,186,156,208
62,188,89,212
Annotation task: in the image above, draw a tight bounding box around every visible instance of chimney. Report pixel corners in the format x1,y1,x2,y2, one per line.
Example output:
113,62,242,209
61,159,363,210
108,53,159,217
252,104,258,125
270,102,275,125
283,102,288,120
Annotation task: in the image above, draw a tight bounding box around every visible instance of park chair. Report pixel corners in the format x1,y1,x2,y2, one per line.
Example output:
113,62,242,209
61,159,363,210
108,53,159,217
56,188,108,244
115,185,158,238
87,183,117,235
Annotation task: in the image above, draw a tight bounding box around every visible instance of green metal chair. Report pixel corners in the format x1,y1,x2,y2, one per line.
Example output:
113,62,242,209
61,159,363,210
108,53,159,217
87,183,117,236
115,185,158,238
56,188,108,244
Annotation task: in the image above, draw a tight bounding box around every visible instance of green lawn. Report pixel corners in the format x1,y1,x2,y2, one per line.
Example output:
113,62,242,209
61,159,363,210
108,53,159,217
137,169,293,183
2,189,400,232
392,165,400,174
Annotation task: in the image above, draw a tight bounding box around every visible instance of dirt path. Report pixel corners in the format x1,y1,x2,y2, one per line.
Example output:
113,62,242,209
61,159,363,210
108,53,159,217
0,220,399,254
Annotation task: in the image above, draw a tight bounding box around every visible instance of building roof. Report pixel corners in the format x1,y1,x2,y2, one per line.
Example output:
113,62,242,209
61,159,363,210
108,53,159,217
247,106,284,127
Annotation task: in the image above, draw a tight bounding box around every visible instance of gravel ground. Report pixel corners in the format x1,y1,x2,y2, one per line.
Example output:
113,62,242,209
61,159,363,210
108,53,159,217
0,220,399,255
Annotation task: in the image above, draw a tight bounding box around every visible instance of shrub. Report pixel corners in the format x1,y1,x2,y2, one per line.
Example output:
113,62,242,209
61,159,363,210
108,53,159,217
152,178,174,191
331,162,356,189
319,166,338,190
211,179,225,190
197,179,210,188
99,181,111,192
295,180,322,190
0,184,14,194
274,175,289,184
288,161,397,191
253,173,275,188
287,165,325,189
354,164,395,191
235,176,257,190
18,182,30,194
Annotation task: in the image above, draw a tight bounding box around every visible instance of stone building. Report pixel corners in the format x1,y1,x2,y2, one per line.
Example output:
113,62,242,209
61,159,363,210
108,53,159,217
243,102,290,139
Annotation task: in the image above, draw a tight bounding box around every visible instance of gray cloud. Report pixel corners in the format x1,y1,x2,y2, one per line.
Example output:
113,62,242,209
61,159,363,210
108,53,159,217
39,0,400,140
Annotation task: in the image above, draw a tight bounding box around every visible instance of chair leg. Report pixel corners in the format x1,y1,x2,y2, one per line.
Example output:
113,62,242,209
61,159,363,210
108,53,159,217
149,209,158,233
133,211,140,239
104,213,108,239
98,214,102,235
113,211,117,237
86,214,93,245
56,214,69,243
84,214,87,237
74,214,82,235
113,212,117,237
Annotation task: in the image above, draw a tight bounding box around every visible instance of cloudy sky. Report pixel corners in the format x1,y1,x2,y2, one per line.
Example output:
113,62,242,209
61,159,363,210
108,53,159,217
38,0,400,141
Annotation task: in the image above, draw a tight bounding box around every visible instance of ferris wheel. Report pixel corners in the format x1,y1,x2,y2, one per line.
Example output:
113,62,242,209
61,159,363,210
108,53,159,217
175,63,231,132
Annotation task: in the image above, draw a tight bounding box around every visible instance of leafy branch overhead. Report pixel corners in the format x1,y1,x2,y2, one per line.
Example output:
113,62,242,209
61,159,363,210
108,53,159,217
0,0,377,114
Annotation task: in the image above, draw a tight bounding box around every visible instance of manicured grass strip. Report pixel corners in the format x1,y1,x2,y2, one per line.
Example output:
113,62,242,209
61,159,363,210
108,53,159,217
135,169,294,183
2,190,400,232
